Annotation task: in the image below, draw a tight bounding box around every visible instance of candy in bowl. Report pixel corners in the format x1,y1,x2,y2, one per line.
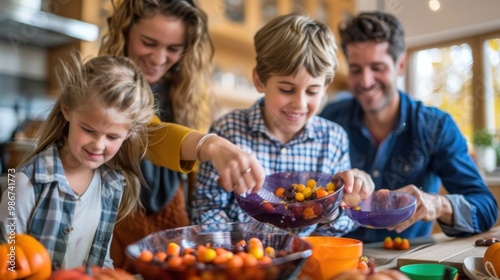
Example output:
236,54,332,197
235,171,345,229
125,222,313,280
345,189,417,228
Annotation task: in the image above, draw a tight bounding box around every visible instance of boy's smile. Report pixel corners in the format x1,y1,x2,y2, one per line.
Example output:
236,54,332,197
254,67,327,143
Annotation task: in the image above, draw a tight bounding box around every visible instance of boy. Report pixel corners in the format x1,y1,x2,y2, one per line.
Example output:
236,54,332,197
191,14,373,236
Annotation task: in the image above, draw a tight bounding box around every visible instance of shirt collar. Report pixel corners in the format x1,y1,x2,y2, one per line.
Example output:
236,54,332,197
350,91,408,135
32,144,123,191
248,98,317,142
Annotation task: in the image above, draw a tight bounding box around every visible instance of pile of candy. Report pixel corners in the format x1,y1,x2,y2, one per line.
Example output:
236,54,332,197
137,237,292,270
274,179,337,203
383,236,410,250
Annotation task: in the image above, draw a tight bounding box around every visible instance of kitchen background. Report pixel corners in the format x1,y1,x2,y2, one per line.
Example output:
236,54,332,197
0,0,499,179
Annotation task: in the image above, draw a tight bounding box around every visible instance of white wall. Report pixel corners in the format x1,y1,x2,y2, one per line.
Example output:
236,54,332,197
356,0,500,47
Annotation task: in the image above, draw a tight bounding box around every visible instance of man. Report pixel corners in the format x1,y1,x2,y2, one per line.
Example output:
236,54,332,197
320,11,498,243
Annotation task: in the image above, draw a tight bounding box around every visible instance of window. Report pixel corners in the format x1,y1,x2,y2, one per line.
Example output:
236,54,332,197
262,0,278,23
225,0,245,24
409,33,500,145
411,43,474,141
484,38,500,132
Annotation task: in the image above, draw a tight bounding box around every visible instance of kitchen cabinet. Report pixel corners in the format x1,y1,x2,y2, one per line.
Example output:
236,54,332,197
0,1,101,147
0,1,102,96
45,0,105,96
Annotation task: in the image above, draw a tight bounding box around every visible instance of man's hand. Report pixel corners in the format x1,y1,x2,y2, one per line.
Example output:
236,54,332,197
390,185,453,233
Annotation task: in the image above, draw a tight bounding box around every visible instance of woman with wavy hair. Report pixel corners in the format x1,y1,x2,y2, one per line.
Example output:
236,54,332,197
100,0,233,269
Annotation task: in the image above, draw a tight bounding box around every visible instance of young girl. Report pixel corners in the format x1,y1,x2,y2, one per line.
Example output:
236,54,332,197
0,54,157,270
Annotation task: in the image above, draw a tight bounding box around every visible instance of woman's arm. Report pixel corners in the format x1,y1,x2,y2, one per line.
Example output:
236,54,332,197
147,117,264,193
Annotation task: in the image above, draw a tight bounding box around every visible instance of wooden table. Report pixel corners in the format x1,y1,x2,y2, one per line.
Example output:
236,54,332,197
363,226,500,279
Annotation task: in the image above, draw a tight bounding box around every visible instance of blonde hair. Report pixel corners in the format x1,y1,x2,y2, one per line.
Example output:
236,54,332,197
20,53,156,221
254,14,338,86
100,0,214,131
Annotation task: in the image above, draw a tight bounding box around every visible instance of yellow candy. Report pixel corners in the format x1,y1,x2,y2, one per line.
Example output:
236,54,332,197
199,248,217,263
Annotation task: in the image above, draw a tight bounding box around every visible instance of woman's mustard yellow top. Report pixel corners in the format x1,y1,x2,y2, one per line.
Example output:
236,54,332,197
146,115,196,173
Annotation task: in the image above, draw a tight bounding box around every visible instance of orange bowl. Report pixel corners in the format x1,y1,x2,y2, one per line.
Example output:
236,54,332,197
299,236,363,279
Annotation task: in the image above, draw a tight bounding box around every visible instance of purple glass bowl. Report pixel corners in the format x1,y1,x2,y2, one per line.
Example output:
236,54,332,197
125,222,312,280
345,189,417,228
235,171,344,229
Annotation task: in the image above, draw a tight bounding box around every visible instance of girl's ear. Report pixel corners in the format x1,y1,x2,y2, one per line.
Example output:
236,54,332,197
61,105,71,121
252,68,265,93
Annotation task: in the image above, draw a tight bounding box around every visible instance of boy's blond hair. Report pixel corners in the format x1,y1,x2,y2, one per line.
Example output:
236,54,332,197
254,13,338,85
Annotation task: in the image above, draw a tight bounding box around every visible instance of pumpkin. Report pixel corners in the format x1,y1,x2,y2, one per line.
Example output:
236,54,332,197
0,233,52,280
484,242,500,278
332,268,411,280
49,265,136,280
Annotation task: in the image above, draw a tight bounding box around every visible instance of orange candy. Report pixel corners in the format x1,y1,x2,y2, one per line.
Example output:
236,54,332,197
242,254,258,266
248,246,264,260
302,207,317,220
155,251,168,262
226,255,244,268
383,237,394,250
167,242,181,257
182,254,196,266
167,256,183,268
306,179,317,189
295,192,305,202
199,248,217,263
275,187,286,197
393,237,402,249
326,182,336,191
184,247,195,255
248,237,263,247
400,238,410,250
315,188,329,199
357,260,368,270
139,250,154,262
259,255,273,265
265,246,276,258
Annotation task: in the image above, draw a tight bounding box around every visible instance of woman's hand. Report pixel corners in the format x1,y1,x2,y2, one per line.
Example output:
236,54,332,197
336,169,374,208
198,135,265,194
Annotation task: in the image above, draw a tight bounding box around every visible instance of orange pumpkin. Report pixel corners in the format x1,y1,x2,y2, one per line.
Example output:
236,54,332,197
332,268,410,280
49,266,135,280
0,233,52,280
484,242,500,278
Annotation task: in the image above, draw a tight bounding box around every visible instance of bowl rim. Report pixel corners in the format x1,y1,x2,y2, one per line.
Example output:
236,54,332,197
349,190,417,213
125,221,314,272
236,171,345,206
301,236,363,247
399,263,458,276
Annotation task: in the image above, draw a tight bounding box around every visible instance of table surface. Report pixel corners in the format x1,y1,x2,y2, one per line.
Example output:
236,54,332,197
131,227,500,280
363,226,500,280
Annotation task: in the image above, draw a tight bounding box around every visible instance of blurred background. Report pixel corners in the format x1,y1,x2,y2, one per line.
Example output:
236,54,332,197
0,0,499,181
